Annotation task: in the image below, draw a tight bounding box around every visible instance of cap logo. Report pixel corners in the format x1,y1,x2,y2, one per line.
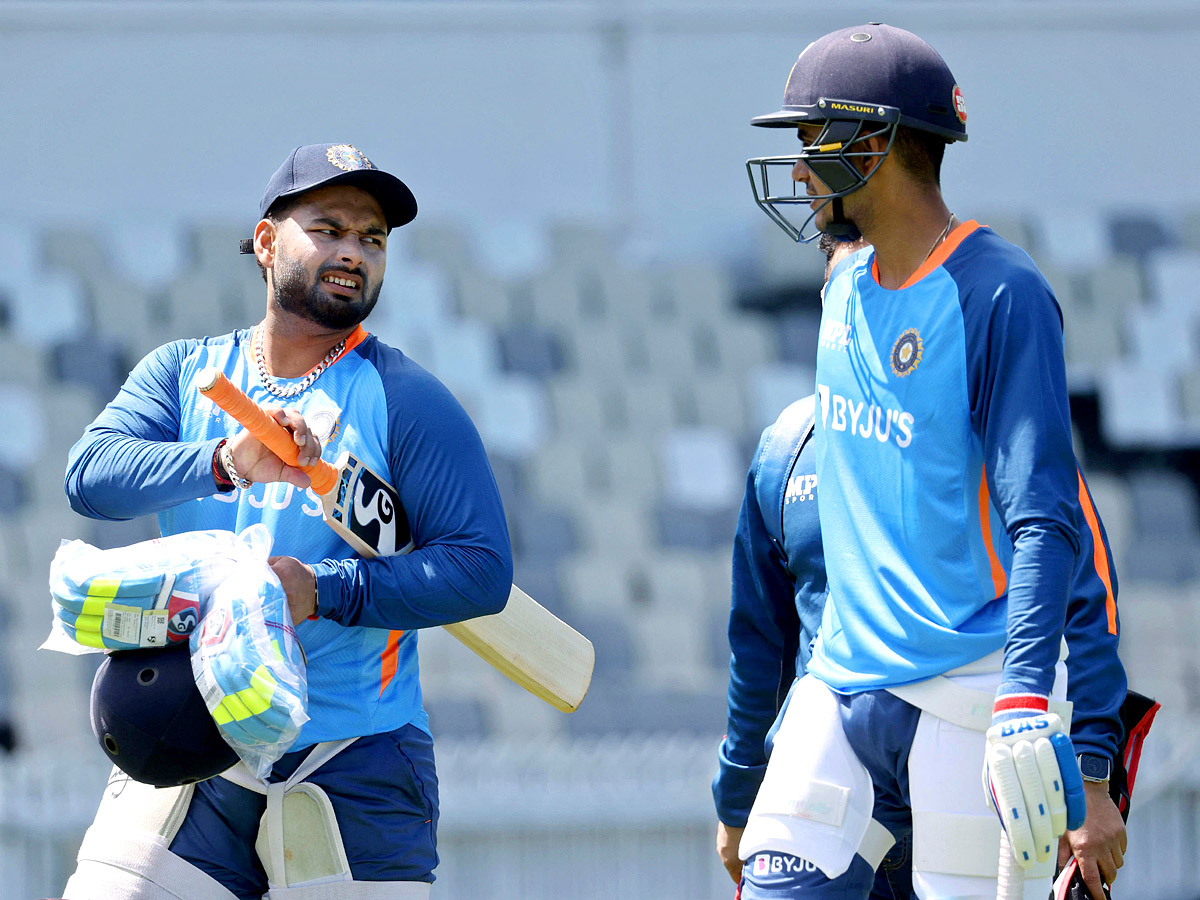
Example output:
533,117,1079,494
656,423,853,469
326,144,374,172
952,86,967,124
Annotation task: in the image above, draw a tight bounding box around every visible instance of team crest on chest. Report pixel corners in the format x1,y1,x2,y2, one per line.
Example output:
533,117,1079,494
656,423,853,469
304,406,342,446
890,328,923,377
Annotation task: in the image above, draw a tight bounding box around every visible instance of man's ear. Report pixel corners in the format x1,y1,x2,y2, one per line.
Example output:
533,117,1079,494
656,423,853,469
254,219,277,271
855,128,892,179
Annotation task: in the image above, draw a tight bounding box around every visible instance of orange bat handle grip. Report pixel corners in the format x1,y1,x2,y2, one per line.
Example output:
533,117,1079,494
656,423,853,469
197,368,338,494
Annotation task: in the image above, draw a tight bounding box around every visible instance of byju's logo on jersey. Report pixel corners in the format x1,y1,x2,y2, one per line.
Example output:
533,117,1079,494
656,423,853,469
890,328,923,377
817,384,914,448
820,321,851,353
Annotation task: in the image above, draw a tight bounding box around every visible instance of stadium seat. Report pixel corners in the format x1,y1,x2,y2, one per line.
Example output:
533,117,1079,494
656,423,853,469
1037,208,1110,271
684,375,750,436
425,319,503,398
510,557,568,618
426,695,491,741
470,217,549,282
524,437,605,506
662,264,736,324
748,363,816,433
50,336,128,402
404,221,475,273
557,322,631,375
621,378,686,438
659,427,743,511
0,466,29,516
1108,213,1177,259
547,378,621,439
472,375,550,458
561,555,640,616
107,219,189,291
9,270,88,348
454,270,515,328
497,322,564,378
507,500,578,563
574,497,654,557
654,501,739,553
708,317,776,373
1126,306,1197,375
546,221,615,270
775,311,822,368
1127,470,1200,538
1144,250,1200,317
629,605,712,688
0,384,45,473
563,683,726,738
0,334,50,388
601,435,660,499
563,609,636,687
1098,364,1181,446
1085,257,1146,318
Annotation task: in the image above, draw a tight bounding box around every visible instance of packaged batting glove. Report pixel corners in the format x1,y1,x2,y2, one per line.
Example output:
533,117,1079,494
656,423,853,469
191,526,309,779
44,529,250,654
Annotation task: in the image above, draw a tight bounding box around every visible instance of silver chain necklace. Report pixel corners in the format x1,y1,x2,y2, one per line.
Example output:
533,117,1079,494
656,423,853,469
254,325,346,399
923,213,956,263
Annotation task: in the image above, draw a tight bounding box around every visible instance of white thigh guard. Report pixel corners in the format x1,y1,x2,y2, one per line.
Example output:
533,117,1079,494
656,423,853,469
216,739,432,899
905,664,1065,900
739,675,893,879
62,767,238,900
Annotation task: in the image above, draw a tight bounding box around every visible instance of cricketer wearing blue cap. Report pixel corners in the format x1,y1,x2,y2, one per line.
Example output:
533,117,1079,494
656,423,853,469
62,143,512,900
736,24,1099,900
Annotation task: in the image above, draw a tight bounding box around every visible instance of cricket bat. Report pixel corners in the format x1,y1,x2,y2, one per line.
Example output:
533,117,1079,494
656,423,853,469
197,367,594,713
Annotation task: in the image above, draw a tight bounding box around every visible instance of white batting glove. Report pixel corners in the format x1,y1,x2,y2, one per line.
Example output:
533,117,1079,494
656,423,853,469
984,701,1086,870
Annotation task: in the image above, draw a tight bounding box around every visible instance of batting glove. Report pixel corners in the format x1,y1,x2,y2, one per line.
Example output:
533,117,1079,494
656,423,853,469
985,693,1086,870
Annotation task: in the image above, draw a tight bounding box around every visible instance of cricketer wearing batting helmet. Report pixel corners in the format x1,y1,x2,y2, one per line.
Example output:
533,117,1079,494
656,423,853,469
734,24,1091,899
714,232,1139,900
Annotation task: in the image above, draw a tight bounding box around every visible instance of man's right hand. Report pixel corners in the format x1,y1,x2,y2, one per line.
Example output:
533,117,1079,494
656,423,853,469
716,821,745,884
226,407,321,487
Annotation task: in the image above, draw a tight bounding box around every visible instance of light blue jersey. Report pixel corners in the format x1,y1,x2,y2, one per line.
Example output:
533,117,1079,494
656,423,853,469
809,222,1080,699
67,326,513,750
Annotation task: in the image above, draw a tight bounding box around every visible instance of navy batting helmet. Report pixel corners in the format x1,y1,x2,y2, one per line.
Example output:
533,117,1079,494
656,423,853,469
747,24,967,242
90,645,237,788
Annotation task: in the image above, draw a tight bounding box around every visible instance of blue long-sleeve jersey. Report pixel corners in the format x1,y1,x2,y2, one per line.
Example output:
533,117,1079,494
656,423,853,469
713,395,1125,827
813,223,1080,703
65,326,513,749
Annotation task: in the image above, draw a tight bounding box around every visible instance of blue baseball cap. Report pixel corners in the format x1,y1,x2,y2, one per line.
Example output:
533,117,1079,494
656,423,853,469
258,142,418,230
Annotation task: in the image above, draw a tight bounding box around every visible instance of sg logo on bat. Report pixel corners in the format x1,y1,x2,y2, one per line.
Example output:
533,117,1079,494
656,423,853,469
328,453,414,558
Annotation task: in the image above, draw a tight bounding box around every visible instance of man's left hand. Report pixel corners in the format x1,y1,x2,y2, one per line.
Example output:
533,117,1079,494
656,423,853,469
1058,781,1126,900
269,556,317,624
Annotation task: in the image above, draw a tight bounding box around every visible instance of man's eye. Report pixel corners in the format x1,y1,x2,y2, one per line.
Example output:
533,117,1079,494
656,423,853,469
363,237,382,246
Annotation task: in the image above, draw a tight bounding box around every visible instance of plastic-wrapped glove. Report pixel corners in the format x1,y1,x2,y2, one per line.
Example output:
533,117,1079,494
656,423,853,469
985,696,1087,869
47,531,244,653
191,552,308,779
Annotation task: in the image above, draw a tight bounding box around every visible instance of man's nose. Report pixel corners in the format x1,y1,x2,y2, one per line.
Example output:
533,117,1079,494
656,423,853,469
335,234,363,265
792,159,810,182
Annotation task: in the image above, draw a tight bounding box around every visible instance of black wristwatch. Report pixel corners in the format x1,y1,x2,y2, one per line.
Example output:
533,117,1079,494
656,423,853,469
1077,753,1112,783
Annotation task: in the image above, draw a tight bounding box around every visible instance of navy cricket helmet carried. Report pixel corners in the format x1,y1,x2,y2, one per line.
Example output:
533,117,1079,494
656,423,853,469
90,644,237,788
747,24,968,242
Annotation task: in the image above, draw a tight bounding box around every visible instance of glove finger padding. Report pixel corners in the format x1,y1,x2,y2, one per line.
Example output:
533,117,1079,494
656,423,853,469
985,712,1085,870
191,541,308,780
45,530,248,653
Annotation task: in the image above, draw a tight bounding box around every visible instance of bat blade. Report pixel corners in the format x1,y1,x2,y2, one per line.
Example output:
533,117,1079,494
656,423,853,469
197,367,594,712
443,587,594,713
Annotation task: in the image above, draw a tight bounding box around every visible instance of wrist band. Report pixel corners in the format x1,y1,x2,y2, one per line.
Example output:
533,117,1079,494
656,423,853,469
213,440,235,491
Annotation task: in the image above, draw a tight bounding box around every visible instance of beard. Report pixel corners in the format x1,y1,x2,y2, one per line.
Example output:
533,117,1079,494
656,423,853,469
272,251,381,330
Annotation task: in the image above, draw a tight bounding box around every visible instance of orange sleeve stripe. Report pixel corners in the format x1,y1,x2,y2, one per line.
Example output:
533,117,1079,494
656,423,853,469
1077,471,1117,635
379,629,404,696
979,466,1008,598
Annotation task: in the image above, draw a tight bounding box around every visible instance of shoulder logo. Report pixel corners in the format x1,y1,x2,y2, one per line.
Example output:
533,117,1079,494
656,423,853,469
952,85,967,124
890,328,923,377
326,144,374,172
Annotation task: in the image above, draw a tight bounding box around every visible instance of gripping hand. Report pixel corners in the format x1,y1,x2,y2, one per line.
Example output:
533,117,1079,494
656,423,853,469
984,703,1086,869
